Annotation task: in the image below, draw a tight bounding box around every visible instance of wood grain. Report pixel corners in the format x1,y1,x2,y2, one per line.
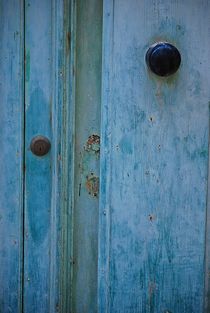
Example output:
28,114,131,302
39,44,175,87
24,1,64,311
0,1,24,312
99,1,210,312
72,0,102,312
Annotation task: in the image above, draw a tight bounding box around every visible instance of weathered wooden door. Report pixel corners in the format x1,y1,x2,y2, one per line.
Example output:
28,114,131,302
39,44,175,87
0,0,102,312
1,1,210,313
98,1,210,313
0,0,65,312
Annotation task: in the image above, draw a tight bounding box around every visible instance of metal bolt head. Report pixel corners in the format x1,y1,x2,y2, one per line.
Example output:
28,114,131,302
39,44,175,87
146,42,181,77
30,135,51,157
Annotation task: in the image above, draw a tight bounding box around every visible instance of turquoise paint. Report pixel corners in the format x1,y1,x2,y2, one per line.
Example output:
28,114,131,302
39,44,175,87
24,0,63,312
1,1,210,312
99,1,210,313
0,1,24,312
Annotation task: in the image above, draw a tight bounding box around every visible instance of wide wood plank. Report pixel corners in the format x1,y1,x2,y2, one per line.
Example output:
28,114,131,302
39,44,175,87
0,1,24,312
99,1,210,312
24,1,64,311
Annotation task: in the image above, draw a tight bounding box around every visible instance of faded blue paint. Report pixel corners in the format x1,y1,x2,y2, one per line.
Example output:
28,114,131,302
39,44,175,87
0,1,24,312
24,0,64,312
1,1,210,312
99,1,210,313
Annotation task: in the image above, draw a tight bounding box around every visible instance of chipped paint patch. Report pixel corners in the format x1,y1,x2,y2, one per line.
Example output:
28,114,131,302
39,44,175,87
85,134,100,154
78,135,100,198
86,173,99,197
148,214,156,222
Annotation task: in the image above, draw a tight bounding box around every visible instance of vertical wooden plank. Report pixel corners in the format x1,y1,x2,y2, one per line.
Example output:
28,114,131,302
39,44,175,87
58,1,76,312
99,1,210,313
49,1,65,311
24,0,52,310
24,0,64,311
98,1,114,311
72,0,102,312
0,1,24,312
205,154,210,312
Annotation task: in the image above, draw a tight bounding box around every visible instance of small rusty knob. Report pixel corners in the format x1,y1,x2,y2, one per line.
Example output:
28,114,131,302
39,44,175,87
30,136,51,156
146,42,181,77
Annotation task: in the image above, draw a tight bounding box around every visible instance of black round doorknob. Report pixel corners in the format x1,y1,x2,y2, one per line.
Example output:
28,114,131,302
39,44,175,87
30,135,51,156
146,42,181,77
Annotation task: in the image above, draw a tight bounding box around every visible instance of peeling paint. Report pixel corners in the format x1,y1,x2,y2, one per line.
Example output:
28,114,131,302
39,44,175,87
148,214,156,222
85,134,100,154
85,173,99,197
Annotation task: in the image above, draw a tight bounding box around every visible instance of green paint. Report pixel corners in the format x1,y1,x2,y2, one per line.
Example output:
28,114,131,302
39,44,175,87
72,0,102,312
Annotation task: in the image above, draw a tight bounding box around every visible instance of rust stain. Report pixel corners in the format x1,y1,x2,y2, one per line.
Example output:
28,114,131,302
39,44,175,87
85,134,100,154
85,173,99,197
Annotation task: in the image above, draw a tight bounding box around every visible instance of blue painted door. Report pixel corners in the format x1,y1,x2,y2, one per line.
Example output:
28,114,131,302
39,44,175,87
0,1,64,312
99,1,210,313
1,1,210,313
24,0,61,311
0,0,102,312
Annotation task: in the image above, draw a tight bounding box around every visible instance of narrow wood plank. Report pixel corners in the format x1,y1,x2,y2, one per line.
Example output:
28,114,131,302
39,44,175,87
58,1,76,311
24,0,64,311
99,1,210,312
0,1,24,312
205,154,210,312
72,0,102,312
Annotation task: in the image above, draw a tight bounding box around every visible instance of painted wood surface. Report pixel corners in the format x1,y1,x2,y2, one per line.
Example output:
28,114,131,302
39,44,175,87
58,0,75,311
2,1,210,312
24,1,64,311
72,0,102,312
0,1,24,312
99,1,210,313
